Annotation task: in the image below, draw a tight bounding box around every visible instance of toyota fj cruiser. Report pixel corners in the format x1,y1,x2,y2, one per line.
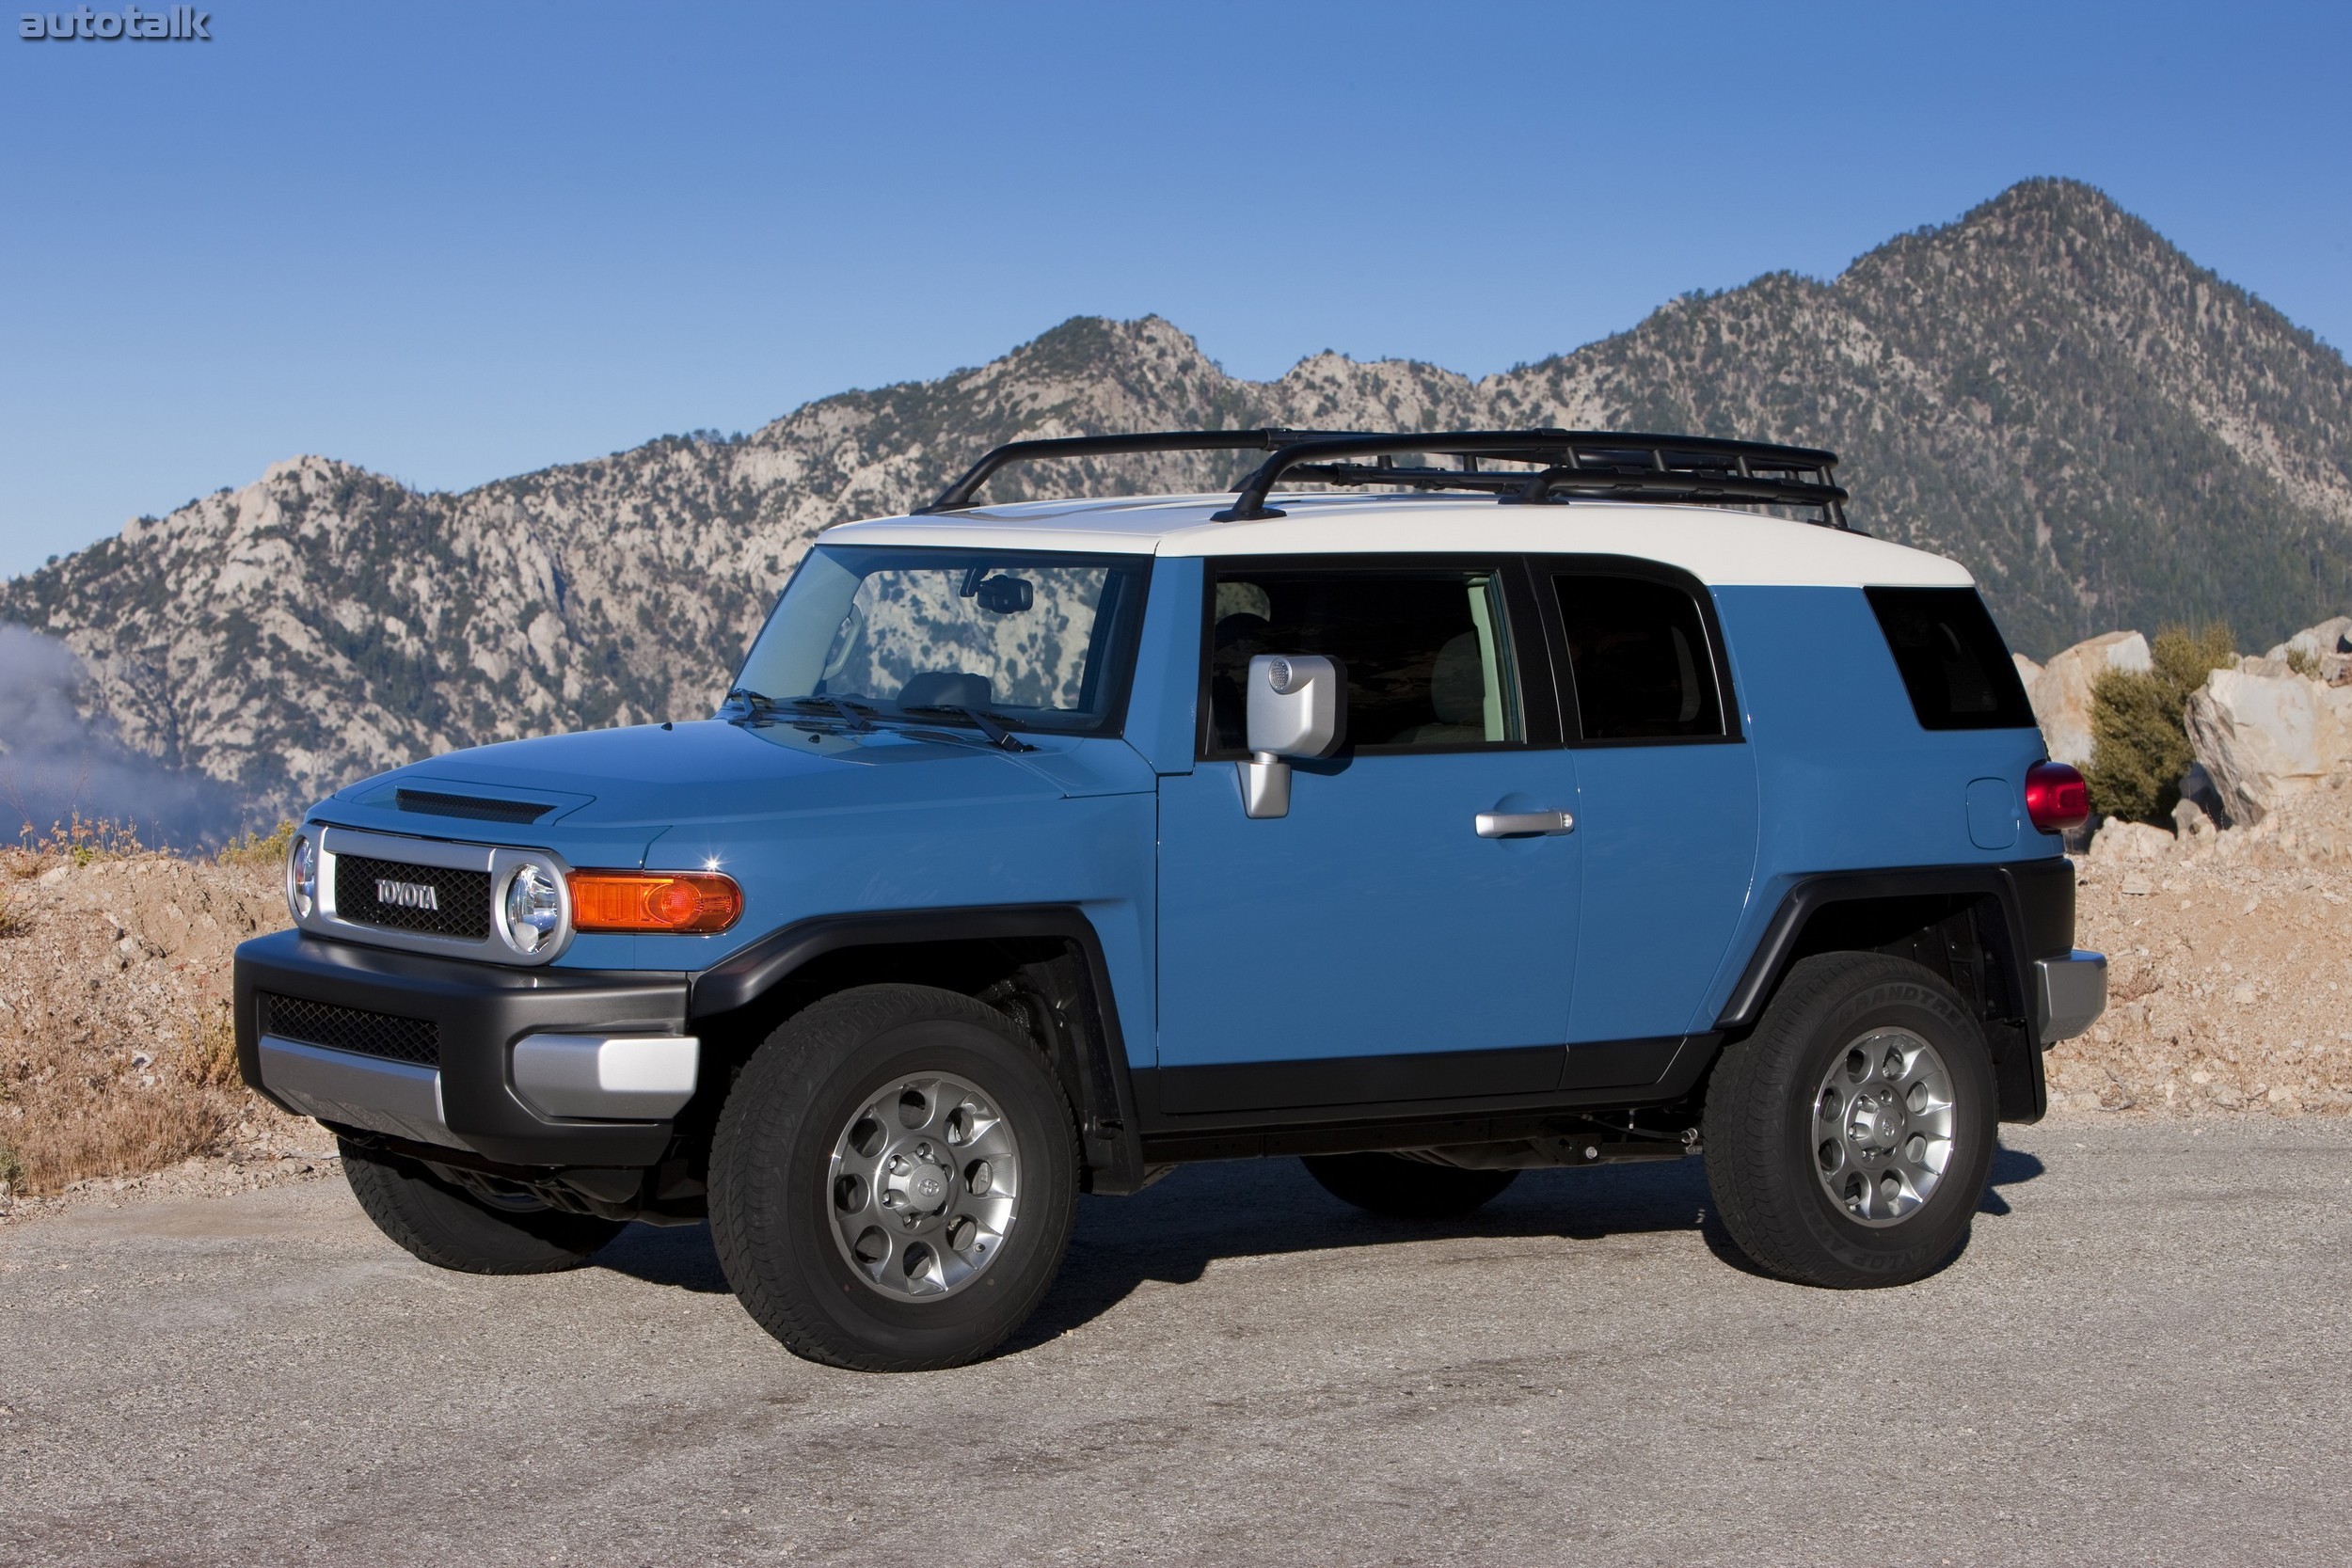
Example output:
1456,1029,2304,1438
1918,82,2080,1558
235,428,2106,1371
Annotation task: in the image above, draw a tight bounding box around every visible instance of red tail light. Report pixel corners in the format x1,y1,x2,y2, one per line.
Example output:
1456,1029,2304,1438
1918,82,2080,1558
2024,761,2090,833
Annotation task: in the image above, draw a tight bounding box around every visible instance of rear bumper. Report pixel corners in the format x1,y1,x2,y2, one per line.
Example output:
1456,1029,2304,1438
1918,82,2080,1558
2035,950,2107,1046
234,928,692,1166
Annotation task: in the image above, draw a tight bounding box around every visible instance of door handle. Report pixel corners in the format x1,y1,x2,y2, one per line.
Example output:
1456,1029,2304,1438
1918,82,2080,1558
1475,809,1575,838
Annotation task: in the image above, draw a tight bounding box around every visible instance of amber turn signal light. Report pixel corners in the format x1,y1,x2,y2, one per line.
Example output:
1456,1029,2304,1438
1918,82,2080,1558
2024,761,2090,833
568,870,742,934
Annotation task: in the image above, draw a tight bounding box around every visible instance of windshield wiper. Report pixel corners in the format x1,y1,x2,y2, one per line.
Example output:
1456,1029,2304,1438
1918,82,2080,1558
899,704,1035,752
724,689,878,731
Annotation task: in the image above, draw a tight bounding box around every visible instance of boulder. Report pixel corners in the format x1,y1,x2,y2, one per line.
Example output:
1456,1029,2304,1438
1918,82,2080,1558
2088,818,2176,863
2026,631,2151,768
2012,653,2043,691
2263,616,2352,684
2185,667,2352,825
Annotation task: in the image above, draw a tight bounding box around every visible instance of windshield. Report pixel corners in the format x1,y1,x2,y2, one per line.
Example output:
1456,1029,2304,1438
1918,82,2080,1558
730,546,1152,736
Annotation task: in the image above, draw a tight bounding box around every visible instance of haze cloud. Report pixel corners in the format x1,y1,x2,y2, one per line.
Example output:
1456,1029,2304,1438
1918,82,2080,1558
0,624,251,850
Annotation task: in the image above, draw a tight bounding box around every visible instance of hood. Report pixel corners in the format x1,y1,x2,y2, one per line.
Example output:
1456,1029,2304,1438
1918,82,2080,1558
321,719,1147,844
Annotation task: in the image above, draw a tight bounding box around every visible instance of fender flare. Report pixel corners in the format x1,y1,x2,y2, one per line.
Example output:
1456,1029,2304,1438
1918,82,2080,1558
688,904,1151,1193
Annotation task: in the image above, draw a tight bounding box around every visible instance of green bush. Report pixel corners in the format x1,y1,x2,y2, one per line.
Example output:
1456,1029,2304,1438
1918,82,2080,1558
2087,624,2236,824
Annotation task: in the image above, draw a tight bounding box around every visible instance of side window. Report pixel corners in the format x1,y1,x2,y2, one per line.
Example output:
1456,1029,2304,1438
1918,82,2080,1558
1205,566,1520,755
1865,586,2036,731
1553,574,1727,740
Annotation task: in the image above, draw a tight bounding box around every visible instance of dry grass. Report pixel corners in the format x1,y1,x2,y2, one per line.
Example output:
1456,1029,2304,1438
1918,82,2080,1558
0,822,317,1197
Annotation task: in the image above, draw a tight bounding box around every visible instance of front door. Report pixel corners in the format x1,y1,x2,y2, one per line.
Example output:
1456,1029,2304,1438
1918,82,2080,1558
1153,558,1581,1115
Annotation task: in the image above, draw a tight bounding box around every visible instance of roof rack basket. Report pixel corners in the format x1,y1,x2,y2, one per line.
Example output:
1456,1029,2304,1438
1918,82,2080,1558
918,427,1849,530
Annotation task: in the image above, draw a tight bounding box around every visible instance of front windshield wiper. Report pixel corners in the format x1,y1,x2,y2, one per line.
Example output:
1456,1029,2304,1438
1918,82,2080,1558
724,689,878,731
899,704,1035,752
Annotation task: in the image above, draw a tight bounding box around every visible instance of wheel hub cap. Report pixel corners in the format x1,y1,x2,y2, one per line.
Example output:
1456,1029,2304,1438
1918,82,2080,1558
1811,1028,1955,1227
827,1072,1021,1300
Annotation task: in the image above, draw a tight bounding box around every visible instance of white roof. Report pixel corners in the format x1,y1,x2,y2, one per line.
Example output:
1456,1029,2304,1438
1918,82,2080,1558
821,492,1972,590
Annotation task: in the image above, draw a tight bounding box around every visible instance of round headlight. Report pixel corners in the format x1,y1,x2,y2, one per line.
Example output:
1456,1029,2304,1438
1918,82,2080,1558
503,863,562,954
286,832,317,921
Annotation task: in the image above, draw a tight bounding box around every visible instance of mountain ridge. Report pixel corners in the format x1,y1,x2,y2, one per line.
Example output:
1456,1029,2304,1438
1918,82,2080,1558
8,178,2352,820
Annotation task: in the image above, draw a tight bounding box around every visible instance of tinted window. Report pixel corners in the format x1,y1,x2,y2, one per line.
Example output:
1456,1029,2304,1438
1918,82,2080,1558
1204,567,1519,754
1553,575,1726,740
1866,587,2035,731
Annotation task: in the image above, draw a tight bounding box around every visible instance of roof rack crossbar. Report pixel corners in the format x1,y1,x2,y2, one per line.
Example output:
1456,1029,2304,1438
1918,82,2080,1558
1208,430,1849,528
916,428,1363,514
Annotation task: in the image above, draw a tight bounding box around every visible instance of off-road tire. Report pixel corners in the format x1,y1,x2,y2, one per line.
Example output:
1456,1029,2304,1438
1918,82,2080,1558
340,1139,624,1275
708,984,1080,1372
1301,1151,1519,1219
1703,952,1998,1289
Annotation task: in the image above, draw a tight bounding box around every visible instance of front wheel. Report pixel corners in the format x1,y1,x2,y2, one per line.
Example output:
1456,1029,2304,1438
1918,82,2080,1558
709,984,1080,1371
340,1140,624,1274
1702,952,1998,1289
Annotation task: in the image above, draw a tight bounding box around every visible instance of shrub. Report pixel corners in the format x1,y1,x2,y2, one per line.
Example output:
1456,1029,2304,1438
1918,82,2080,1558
216,819,294,870
2088,624,2236,824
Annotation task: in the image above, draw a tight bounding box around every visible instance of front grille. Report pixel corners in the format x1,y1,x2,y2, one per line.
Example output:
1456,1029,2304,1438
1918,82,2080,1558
335,853,492,940
262,992,440,1067
396,788,551,824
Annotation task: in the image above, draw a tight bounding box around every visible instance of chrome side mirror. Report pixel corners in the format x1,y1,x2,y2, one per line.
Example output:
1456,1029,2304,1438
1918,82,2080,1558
1242,654,1343,818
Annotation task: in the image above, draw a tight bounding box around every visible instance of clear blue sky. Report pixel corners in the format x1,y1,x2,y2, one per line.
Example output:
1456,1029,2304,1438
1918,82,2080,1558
4,0,2348,578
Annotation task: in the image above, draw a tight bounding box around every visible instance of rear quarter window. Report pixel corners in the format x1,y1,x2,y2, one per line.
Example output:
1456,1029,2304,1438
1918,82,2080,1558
1866,586,2036,731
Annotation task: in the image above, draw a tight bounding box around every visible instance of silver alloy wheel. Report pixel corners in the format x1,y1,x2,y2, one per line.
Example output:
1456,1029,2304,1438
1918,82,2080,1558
826,1072,1021,1300
1810,1027,1956,1227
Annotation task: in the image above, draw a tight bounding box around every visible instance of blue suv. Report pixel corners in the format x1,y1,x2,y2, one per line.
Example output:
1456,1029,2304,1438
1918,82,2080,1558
234,429,2106,1370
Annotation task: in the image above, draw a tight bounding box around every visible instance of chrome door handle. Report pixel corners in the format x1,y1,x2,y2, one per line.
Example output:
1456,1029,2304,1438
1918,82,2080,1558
1475,809,1575,838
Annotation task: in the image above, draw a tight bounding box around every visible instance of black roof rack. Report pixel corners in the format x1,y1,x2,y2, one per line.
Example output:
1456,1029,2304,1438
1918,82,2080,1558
915,429,1361,515
918,427,1849,530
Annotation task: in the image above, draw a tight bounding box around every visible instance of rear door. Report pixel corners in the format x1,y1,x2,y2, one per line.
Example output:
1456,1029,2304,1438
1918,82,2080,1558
1152,556,1581,1114
1539,557,1759,1043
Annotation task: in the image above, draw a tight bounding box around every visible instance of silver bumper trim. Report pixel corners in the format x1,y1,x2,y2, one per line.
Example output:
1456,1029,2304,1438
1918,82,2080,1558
510,1033,700,1121
257,1035,465,1149
2035,950,2107,1047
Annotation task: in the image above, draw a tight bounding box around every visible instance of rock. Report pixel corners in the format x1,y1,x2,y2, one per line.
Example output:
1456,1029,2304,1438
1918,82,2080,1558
2027,631,2151,768
2171,796,2217,839
2119,872,2153,895
2185,667,2352,825
2012,653,2044,690
2089,819,2175,863
2264,615,2352,681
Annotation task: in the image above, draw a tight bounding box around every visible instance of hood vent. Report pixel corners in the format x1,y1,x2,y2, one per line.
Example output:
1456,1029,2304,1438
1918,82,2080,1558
394,787,553,825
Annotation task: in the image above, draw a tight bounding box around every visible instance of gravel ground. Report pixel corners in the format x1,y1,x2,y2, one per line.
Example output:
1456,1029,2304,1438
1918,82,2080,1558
3,1115,2346,1566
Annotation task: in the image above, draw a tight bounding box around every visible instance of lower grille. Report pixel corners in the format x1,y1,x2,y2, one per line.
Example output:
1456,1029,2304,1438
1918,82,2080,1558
335,853,492,941
262,993,440,1068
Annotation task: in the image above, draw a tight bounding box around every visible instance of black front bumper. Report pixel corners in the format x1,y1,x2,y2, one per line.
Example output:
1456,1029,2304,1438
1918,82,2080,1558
235,928,691,1167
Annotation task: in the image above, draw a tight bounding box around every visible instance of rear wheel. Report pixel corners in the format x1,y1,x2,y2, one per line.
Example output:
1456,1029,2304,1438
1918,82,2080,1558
1302,1151,1518,1219
709,984,1079,1371
340,1139,624,1275
1702,952,1997,1288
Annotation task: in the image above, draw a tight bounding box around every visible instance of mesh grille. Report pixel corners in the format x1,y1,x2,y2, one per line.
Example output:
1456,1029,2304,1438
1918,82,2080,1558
335,854,492,940
396,788,551,824
262,992,440,1067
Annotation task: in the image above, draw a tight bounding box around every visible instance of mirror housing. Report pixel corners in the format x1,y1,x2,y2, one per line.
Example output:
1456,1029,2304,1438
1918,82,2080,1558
1242,654,1343,818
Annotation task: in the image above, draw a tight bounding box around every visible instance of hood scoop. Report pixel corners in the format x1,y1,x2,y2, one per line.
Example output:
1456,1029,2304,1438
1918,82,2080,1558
394,787,555,825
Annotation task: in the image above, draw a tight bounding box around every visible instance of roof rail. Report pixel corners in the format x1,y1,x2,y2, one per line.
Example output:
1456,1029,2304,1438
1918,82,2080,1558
914,429,1361,514
1210,430,1849,529
917,427,1850,530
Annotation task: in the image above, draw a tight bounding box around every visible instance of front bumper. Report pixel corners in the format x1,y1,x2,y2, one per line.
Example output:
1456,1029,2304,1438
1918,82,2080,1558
2035,949,2107,1045
235,928,694,1166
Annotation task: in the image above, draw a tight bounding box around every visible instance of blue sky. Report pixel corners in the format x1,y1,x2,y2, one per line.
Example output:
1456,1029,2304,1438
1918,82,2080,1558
4,0,2348,578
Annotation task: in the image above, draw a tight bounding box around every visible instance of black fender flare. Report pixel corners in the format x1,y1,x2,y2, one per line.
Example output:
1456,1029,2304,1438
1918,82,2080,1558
688,904,1151,1193
1714,858,2075,1122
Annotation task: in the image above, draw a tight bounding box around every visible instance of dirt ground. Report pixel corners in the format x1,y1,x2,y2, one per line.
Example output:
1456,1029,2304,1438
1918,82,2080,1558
0,843,326,1207
4,779,2346,1213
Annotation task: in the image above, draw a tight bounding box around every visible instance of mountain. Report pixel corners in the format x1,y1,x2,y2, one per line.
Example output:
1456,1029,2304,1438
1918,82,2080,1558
8,178,2352,820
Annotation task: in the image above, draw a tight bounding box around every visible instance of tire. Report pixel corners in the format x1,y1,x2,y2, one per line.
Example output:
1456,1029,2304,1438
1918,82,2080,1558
340,1139,624,1275
1702,951,1998,1289
708,984,1080,1372
1301,1152,1519,1219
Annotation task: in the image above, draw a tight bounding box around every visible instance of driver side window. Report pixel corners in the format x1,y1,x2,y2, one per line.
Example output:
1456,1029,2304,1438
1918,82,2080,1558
1201,564,1521,756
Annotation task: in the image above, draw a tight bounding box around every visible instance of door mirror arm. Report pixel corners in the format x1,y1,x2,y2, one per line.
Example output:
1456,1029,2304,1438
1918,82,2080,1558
1241,654,1344,819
